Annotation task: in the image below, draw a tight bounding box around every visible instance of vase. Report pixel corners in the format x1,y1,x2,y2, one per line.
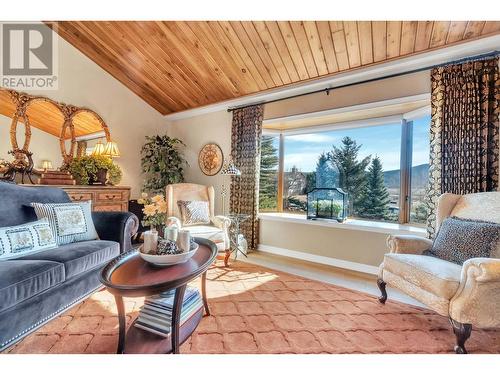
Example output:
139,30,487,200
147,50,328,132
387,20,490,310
96,168,107,185
154,225,166,239
88,168,107,185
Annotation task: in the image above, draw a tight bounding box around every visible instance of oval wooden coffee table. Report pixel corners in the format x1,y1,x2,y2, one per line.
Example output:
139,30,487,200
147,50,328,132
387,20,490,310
100,238,217,354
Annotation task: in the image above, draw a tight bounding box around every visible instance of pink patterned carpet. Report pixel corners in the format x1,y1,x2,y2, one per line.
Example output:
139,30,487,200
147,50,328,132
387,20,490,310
4,259,500,354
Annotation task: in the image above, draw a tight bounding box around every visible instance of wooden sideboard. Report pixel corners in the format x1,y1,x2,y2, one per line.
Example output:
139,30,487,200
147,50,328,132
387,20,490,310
57,185,131,212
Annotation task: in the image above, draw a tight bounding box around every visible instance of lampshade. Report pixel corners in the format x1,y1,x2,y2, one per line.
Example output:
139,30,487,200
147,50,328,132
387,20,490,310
42,160,52,170
103,141,120,158
91,140,106,156
220,160,241,176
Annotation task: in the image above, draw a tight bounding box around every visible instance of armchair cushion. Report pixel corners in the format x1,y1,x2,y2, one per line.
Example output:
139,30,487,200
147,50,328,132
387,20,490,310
383,253,462,300
166,215,230,252
186,225,225,245
425,217,500,265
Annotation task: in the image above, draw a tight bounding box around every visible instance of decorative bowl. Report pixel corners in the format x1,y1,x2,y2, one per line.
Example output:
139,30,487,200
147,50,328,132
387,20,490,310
139,242,199,266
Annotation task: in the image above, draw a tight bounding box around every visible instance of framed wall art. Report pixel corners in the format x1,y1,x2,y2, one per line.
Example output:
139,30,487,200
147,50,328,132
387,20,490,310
198,143,224,176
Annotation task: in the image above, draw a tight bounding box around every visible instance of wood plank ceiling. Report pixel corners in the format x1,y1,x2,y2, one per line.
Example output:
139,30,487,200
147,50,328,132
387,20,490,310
51,21,500,115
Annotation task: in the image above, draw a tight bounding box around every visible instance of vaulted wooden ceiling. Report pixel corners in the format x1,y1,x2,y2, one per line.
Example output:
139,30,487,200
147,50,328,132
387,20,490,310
51,21,500,115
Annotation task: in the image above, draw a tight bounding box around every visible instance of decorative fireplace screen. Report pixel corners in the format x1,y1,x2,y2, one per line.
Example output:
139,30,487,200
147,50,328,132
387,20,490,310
306,188,348,222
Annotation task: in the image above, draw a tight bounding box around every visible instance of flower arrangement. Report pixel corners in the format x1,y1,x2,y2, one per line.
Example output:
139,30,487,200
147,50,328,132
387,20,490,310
137,192,168,231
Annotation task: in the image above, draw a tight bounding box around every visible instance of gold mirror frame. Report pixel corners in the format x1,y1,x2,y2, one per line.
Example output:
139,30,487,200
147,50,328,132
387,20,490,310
3,88,111,166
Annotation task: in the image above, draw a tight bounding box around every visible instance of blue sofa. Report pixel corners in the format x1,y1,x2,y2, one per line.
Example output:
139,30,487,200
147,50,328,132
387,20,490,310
0,182,139,351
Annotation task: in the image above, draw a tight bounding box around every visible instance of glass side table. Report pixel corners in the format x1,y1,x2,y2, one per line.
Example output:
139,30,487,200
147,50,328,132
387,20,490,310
224,213,250,266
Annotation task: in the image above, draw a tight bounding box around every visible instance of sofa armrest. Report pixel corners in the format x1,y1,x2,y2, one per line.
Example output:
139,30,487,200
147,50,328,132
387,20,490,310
212,215,231,230
386,234,433,255
166,216,182,229
449,258,500,327
92,211,139,253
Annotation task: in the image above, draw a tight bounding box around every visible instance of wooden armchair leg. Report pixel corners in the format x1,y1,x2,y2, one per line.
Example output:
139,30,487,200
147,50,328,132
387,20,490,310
449,318,472,354
224,249,231,267
377,278,387,304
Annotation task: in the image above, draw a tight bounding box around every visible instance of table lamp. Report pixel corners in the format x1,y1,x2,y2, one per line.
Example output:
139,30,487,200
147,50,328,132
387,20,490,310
91,140,105,156
103,140,121,158
42,160,52,171
219,159,241,215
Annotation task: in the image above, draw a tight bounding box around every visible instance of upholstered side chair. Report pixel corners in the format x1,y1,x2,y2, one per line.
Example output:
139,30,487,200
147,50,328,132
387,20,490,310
165,183,231,265
377,192,500,354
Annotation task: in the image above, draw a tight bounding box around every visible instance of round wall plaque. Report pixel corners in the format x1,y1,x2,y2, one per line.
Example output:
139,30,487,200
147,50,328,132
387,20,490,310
198,143,224,176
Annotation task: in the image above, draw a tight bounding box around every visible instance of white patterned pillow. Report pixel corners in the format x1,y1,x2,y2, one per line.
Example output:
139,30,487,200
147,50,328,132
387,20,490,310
31,201,98,245
177,200,210,226
0,218,57,260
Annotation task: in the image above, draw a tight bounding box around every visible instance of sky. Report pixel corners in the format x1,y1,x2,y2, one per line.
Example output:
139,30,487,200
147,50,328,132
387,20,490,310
280,115,431,172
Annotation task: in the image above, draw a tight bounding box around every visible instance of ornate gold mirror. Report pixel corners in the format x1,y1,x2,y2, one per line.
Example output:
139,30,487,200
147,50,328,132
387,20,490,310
0,87,115,182
1,88,112,163
24,97,66,152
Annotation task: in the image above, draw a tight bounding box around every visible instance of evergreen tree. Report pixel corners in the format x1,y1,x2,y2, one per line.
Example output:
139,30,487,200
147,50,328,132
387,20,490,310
259,136,279,210
305,172,316,193
358,156,390,219
328,137,371,215
315,152,338,188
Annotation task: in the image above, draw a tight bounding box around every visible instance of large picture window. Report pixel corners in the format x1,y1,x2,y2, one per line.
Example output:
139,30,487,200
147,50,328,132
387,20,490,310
409,115,431,224
258,104,431,226
259,135,280,212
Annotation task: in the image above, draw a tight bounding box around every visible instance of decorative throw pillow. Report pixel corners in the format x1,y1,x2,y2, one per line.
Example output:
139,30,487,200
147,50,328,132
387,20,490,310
31,201,99,245
177,200,210,226
0,218,57,260
424,216,500,265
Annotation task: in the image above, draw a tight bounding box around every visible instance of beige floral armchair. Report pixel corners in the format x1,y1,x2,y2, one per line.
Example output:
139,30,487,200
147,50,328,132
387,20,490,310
165,183,231,263
377,192,500,354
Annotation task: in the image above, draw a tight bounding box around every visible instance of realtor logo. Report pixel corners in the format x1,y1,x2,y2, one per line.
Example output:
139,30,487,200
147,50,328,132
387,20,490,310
1,22,58,90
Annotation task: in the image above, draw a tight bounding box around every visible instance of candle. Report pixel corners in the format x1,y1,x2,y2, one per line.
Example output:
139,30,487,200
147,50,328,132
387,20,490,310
164,226,178,242
177,230,191,253
143,230,158,254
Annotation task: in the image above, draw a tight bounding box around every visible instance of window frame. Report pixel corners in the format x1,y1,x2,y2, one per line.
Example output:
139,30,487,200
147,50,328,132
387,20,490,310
261,102,431,225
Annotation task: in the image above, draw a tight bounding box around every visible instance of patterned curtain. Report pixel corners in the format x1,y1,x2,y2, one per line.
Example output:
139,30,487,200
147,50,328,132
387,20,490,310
427,57,499,237
229,105,264,250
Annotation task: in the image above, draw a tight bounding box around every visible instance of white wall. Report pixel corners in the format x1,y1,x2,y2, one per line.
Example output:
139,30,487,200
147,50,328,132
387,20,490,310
0,23,169,198
168,110,232,215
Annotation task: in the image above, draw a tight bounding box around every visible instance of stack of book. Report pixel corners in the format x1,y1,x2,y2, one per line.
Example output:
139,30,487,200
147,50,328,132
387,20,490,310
37,170,76,185
135,287,203,338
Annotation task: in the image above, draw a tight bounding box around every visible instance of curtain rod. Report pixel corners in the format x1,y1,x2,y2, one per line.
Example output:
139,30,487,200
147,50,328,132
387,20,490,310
227,50,500,113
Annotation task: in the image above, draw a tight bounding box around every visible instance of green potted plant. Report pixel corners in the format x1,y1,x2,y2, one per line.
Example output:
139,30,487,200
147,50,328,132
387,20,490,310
141,134,187,194
67,155,122,185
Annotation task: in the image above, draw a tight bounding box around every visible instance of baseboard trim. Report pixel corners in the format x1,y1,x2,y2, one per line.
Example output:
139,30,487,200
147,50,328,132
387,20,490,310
256,244,379,275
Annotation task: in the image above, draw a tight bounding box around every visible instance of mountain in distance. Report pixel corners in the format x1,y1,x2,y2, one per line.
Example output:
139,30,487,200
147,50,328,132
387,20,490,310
384,163,429,189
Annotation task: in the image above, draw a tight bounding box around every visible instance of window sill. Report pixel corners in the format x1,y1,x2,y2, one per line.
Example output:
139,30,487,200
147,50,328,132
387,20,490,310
258,212,427,236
